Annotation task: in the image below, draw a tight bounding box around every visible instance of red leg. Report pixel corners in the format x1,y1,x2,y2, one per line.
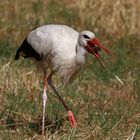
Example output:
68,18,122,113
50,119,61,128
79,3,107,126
47,71,77,128
68,110,77,128
42,74,47,135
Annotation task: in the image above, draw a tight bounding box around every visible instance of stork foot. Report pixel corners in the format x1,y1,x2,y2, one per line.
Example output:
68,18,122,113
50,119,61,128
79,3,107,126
67,110,76,128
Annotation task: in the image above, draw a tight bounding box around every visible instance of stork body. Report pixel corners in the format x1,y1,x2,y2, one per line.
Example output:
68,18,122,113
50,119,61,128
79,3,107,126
28,25,86,84
15,24,110,135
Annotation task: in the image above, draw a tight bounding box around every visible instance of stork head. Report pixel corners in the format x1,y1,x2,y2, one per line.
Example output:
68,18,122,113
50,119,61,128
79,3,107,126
78,31,111,68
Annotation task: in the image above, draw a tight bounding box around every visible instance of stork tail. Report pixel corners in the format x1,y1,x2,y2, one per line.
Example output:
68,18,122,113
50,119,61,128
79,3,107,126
15,38,42,61
15,50,20,60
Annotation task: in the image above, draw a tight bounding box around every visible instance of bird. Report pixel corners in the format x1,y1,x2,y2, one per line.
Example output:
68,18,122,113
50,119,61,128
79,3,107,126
15,24,111,135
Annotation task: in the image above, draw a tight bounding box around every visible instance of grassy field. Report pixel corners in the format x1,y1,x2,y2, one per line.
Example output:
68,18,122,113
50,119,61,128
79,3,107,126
0,0,140,139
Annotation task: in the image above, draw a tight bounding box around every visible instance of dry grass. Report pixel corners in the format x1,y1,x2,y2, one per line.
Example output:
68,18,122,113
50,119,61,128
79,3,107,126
0,0,140,139
1,0,140,44
76,0,140,35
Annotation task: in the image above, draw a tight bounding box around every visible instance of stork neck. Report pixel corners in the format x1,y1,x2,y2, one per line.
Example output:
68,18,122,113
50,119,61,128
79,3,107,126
75,44,87,65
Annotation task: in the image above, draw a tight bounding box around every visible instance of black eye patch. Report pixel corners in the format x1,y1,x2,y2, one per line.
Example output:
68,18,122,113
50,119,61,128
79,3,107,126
83,34,90,39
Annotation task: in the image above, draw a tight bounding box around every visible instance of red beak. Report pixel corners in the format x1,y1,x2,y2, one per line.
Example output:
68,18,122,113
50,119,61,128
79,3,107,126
91,38,111,54
86,37,111,68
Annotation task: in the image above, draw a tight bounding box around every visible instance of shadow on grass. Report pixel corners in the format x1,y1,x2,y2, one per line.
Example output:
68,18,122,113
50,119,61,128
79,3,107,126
31,116,64,135
4,115,65,135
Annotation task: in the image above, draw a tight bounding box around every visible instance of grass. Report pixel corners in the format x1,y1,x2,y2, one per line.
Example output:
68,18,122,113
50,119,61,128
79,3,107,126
0,0,140,139
0,35,140,139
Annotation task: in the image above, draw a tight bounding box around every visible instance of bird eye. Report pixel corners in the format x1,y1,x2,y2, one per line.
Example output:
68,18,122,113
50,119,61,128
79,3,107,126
83,34,90,39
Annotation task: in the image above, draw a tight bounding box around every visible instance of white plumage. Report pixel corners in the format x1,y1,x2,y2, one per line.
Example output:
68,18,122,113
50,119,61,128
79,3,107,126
27,25,94,84
15,24,110,135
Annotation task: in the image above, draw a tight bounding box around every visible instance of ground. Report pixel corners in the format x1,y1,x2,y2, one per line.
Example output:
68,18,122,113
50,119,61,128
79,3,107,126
0,0,140,139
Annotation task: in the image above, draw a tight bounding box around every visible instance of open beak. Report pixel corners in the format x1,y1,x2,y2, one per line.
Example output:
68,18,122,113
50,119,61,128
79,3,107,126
86,38,124,85
86,37,111,68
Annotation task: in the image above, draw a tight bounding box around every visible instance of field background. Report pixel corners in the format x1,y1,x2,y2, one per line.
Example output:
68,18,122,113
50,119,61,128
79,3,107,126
0,0,140,139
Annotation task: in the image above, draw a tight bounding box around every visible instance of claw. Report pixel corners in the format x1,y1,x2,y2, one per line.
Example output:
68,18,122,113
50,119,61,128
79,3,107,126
67,110,77,128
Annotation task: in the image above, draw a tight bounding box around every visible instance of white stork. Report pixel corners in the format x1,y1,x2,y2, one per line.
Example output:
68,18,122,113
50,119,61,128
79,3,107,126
15,24,111,135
